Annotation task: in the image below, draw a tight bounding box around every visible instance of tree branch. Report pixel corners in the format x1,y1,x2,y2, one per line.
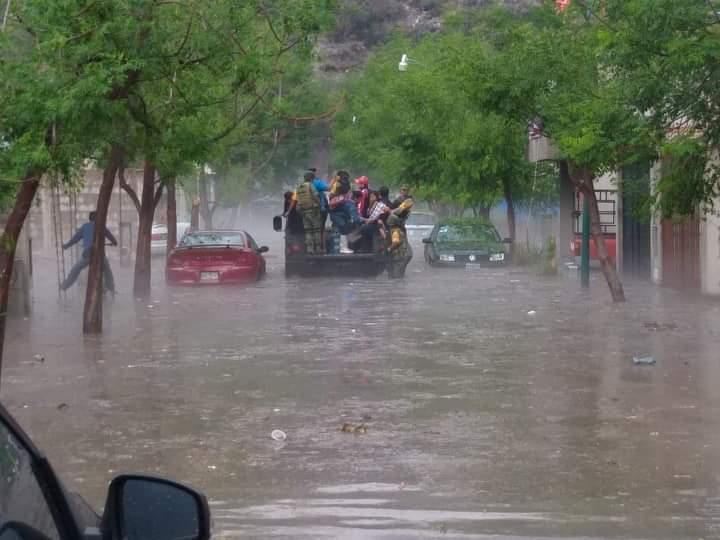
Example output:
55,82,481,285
119,167,141,213
255,92,347,123
203,90,267,145
261,5,284,45
153,182,165,209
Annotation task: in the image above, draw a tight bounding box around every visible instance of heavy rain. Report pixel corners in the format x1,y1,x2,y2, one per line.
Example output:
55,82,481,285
2,1,720,540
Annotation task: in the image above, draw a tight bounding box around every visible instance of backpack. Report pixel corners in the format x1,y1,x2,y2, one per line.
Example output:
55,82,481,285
295,182,320,211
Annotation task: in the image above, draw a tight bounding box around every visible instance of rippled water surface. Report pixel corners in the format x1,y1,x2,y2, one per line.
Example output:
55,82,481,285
4,231,720,539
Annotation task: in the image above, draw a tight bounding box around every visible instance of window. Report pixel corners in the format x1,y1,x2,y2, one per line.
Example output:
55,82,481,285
180,233,246,247
0,421,60,540
245,233,259,251
436,224,500,243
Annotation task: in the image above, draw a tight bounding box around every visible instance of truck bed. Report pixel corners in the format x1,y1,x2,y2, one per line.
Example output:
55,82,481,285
285,252,386,277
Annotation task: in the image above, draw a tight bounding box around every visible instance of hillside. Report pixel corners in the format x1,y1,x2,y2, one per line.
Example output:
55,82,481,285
316,0,540,74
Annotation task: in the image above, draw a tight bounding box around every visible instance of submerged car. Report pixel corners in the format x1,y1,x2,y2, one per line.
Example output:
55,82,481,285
423,220,510,267
166,229,268,284
0,401,211,540
151,221,191,255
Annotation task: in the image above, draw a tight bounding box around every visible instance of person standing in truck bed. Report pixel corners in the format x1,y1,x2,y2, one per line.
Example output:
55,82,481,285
387,211,413,278
391,185,412,209
293,172,325,254
283,191,304,235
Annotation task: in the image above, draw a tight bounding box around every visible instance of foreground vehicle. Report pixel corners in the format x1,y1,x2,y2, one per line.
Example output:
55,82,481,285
423,220,510,267
166,230,268,285
273,216,386,278
151,222,191,255
0,402,210,540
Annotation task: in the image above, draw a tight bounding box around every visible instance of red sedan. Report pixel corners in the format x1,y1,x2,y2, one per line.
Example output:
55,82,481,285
166,230,268,285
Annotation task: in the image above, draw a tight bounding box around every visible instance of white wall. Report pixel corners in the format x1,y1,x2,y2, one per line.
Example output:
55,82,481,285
701,199,720,295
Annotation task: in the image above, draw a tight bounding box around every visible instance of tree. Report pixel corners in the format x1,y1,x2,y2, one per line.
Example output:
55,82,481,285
0,0,130,365
0,0,337,346
116,0,336,298
600,0,720,217
454,3,663,301
333,31,543,248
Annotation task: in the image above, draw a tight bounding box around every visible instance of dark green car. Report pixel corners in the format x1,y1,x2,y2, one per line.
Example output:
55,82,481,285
423,220,511,267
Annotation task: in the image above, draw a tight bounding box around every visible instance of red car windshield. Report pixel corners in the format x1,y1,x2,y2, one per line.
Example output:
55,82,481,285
180,232,246,247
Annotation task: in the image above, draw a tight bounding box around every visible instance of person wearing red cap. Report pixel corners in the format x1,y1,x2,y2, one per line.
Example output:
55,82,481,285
354,176,371,219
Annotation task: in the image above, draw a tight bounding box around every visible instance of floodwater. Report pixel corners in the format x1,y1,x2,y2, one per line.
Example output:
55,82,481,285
4,226,720,539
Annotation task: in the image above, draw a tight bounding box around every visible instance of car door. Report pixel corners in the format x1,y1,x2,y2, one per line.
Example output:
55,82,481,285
0,405,85,540
245,233,264,275
425,225,439,262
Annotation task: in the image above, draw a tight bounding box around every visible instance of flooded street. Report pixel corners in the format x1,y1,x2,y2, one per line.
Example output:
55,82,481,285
4,232,720,539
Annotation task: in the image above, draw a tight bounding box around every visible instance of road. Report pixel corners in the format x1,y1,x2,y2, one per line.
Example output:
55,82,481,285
3,231,720,539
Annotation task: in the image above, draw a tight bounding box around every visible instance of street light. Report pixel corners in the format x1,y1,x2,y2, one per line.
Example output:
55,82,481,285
398,54,409,72
398,54,428,72
398,54,408,71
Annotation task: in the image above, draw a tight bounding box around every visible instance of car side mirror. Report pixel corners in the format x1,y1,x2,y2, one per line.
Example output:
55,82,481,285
258,246,269,254
102,475,210,540
503,238,512,244
0,522,53,540
422,237,432,244
273,215,283,232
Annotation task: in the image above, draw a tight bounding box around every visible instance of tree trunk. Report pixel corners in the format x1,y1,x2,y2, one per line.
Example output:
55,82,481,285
476,205,491,221
502,178,516,261
0,172,42,386
133,160,156,298
569,164,626,302
198,167,213,230
84,144,123,333
166,176,177,252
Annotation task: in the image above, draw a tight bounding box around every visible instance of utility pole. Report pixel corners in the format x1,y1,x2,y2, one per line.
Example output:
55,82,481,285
580,194,590,287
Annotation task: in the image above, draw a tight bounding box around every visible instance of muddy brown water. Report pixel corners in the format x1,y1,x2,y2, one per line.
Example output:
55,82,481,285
4,238,720,539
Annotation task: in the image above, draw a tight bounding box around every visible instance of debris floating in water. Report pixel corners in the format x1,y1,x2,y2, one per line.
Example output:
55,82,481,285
341,423,367,434
633,356,656,365
271,429,287,441
33,354,45,363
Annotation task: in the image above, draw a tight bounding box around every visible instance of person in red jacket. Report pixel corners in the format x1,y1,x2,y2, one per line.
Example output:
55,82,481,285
354,176,371,219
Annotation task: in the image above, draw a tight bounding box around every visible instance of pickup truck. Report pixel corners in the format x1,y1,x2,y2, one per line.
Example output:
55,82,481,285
273,216,387,277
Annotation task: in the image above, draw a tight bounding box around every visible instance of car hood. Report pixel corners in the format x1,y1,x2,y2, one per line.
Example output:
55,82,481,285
435,241,504,254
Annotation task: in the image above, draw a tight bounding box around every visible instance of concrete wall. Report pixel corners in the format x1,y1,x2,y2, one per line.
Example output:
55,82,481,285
649,159,720,295
29,166,189,255
700,199,720,295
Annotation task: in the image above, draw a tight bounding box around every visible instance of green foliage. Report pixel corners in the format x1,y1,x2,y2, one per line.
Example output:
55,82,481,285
513,243,543,266
655,138,719,219
600,0,720,217
541,236,557,275
332,28,542,213
439,216,494,227
0,0,337,210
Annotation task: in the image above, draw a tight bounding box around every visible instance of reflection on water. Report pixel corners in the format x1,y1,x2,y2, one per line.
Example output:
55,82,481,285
4,235,720,539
